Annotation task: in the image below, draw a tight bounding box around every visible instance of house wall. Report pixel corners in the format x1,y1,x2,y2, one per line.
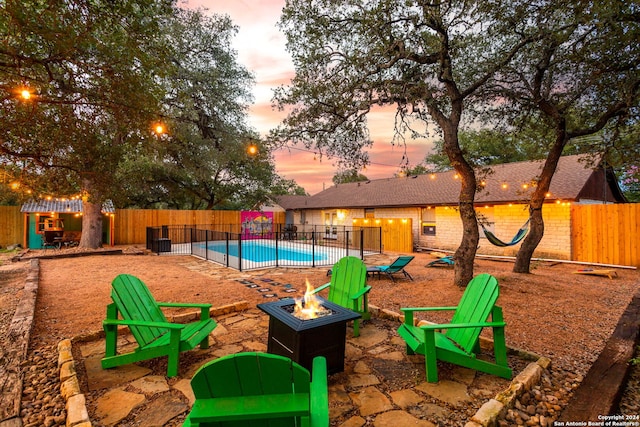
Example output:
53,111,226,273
297,202,573,259
299,207,421,234
416,203,572,259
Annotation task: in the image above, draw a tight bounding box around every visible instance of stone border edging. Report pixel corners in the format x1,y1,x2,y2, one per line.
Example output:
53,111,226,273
0,259,39,426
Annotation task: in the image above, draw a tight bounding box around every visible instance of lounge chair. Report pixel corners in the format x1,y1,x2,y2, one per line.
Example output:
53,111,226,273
374,255,415,282
427,255,454,267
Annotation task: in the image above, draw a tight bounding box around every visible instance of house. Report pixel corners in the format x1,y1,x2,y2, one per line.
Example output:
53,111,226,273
20,199,116,249
276,155,627,259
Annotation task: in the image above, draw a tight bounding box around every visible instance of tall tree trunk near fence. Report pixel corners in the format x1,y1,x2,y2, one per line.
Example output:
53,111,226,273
514,134,565,273
442,122,480,287
78,177,105,249
79,201,104,249
454,200,480,287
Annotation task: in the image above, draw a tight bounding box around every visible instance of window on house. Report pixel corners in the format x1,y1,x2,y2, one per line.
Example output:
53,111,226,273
421,207,436,236
37,215,49,233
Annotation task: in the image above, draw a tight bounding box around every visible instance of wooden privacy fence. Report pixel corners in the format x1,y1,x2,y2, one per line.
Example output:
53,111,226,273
114,209,285,245
0,206,22,246
352,218,413,253
571,203,640,268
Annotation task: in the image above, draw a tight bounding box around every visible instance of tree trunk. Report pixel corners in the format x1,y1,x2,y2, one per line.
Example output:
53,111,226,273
512,204,544,273
454,199,479,287
513,126,567,273
78,176,104,249
441,121,479,287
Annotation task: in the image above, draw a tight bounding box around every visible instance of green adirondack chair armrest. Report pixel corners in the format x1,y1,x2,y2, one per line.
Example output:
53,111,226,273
401,306,458,326
312,282,331,293
401,306,458,312
419,321,506,330
157,302,211,308
350,285,372,300
103,318,187,329
310,356,329,427
157,302,211,319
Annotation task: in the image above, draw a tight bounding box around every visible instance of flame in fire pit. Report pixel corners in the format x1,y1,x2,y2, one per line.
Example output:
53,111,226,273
293,280,332,320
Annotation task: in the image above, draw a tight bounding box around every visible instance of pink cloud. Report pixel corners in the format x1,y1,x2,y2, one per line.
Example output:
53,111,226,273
181,1,436,195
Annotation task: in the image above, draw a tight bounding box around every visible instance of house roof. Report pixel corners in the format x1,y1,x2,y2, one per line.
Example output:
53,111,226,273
21,199,116,214
274,195,310,210
277,155,624,210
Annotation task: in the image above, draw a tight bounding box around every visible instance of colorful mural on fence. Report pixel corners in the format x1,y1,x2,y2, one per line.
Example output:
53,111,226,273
240,211,274,239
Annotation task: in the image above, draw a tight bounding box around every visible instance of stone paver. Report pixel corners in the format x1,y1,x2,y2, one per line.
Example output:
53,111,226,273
415,379,471,406
172,379,195,405
94,389,145,425
389,389,424,409
374,410,437,427
350,386,394,416
84,356,151,391
347,373,381,388
133,394,188,427
129,375,170,394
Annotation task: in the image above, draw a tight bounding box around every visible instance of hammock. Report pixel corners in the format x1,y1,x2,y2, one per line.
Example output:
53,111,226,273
480,218,530,247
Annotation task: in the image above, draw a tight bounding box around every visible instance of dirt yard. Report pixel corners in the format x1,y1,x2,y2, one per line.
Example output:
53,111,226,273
5,246,637,375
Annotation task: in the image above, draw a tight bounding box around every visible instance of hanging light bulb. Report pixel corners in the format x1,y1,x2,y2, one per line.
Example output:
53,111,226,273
152,121,166,135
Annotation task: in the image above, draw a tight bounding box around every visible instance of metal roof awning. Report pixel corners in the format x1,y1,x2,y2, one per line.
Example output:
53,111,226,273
20,199,115,214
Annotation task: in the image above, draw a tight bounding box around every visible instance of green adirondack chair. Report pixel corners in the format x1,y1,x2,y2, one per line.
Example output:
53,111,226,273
397,273,512,383
313,256,370,337
101,274,217,377
183,352,329,427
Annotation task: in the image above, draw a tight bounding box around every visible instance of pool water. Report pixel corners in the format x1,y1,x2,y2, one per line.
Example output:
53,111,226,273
201,240,329,263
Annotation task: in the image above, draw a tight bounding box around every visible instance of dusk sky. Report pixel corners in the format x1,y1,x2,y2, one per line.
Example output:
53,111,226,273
182,0,435,194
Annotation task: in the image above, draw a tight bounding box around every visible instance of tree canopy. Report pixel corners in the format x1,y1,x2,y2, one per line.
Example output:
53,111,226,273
272,0,639,283
272,0,545,285
1,1,284,246
333,169,369,185
115,8,279,210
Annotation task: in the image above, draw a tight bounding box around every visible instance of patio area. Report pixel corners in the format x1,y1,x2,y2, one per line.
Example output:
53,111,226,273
67,303,536,426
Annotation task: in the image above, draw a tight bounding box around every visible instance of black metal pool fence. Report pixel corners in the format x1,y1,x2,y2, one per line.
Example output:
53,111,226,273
146,224,383,271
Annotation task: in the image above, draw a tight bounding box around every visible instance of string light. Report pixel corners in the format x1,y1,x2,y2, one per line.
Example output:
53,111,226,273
153,122,166,135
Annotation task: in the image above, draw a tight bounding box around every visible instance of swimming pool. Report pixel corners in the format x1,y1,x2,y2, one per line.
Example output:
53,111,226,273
192,239,366,270
201,240,329,263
